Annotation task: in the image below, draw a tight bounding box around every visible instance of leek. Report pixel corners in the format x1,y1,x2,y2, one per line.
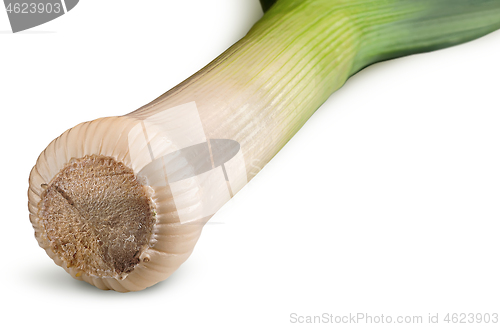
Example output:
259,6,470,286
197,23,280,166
28,0,500,291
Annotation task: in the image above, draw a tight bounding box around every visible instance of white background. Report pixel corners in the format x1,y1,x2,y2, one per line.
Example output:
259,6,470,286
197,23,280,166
1,1,499,326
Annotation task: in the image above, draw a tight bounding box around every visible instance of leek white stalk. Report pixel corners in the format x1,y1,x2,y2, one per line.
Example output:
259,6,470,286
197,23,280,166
28,0,500,292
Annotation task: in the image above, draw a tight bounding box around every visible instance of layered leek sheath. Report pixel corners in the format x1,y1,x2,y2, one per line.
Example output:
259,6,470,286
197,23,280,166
28,0,500,292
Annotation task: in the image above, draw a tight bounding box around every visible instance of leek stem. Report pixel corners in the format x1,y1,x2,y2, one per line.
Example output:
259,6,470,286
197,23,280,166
29,0,500,291
260,0,277,12
129,0,500,180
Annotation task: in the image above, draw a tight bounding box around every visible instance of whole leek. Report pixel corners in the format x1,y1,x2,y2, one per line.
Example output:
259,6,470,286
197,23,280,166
28,0,500,292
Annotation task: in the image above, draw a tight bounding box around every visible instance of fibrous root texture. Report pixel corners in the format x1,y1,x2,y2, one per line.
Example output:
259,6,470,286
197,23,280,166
38,155,155,278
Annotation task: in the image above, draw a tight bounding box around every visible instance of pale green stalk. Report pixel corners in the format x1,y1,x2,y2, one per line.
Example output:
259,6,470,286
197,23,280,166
29,0,500,291
129,0,500,178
